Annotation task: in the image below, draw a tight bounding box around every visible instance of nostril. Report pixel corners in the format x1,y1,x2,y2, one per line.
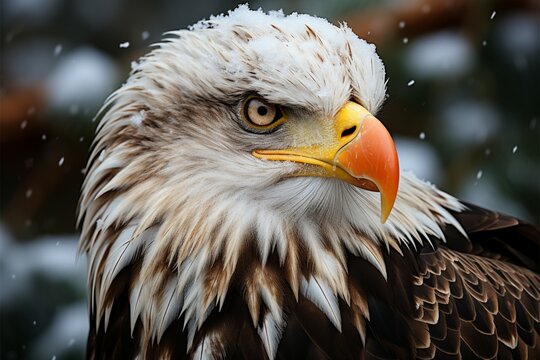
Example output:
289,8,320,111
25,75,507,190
341,126,357,138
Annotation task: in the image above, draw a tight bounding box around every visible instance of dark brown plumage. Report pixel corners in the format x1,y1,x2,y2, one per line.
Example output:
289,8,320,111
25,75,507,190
86,205,539,359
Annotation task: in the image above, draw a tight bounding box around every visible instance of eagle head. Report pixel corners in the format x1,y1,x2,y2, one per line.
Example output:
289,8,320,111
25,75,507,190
79,6,465,358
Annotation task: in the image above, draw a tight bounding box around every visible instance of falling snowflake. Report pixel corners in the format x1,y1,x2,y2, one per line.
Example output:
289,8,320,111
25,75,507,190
119,42,130,49
54,44,63,56
419,132,426,140
476,170,483,180
398,21,405,29
490,11,496,20
403,37,409,44
130,110,146,126
512,146,518,154
142,31,150,40
407,80,415,86
58,157,65,166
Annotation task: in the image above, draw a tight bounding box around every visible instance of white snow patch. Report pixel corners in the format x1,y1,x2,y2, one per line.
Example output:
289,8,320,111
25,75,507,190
459,177,529,221
130,110,146,126
405,31,474,79
439,100,501,144
4,0,61,22
0,229,86,305
32,302,88,359
395,136,441,184
495,14,539,56
46,47,119,111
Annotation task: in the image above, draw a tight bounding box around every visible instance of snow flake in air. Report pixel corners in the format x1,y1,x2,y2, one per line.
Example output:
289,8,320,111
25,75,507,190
54,44,63,56
476,170,483,180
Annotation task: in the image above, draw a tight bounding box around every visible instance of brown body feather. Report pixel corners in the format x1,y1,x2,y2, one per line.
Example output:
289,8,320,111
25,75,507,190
87,206,540,359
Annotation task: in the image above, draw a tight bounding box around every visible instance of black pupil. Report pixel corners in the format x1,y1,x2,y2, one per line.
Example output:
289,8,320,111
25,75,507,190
257,106,268,116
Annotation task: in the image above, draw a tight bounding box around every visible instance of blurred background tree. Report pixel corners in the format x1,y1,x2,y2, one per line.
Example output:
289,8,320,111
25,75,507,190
1,0,538,359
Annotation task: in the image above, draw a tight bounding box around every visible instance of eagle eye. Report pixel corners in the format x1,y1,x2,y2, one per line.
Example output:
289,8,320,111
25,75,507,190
242,97,283,129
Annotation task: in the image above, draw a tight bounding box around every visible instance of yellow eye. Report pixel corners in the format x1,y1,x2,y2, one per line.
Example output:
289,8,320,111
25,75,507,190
242,97,282,127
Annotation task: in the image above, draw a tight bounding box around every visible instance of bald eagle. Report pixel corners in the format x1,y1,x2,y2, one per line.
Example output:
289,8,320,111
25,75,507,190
79,6,539,360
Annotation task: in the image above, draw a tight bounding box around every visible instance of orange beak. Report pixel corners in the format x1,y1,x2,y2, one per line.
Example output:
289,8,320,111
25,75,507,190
253,101,400,223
